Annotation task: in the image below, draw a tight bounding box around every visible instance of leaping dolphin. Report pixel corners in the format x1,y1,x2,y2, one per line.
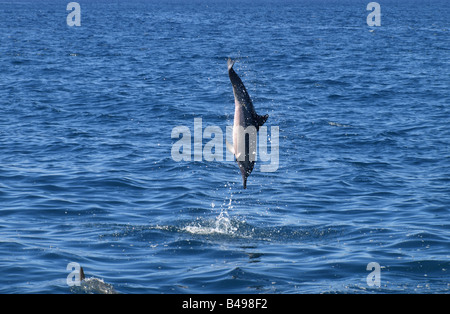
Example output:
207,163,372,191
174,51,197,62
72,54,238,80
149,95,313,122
227,58,268,189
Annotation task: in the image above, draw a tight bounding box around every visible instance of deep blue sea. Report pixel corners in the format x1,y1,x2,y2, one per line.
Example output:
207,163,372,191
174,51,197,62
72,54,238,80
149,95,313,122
0,0,449,294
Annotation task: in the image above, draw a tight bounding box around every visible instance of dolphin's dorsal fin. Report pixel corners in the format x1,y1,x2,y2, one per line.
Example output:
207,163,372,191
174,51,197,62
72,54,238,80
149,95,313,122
256,114,269,129
80,266,85,281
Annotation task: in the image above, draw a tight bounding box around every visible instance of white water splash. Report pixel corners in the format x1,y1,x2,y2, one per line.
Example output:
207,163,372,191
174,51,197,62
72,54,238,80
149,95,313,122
183,195,237,235
71,277,117,294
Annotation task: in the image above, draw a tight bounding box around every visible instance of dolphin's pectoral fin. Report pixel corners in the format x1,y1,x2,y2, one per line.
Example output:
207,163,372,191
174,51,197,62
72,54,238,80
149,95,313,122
226,140,242,159
257,114,269,129
226,140,235,156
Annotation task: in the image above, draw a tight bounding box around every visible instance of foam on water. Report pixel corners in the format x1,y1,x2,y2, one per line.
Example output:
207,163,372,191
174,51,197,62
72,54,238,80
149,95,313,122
183,198,238,235
71,277,118,294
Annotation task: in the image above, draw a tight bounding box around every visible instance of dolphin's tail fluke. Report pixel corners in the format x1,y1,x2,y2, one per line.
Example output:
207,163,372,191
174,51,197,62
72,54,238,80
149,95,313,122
227,58,235,71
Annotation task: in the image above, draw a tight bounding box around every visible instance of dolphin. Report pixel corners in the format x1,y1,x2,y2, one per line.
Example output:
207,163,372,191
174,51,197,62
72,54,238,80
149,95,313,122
227,58,268,189
74,266,118,294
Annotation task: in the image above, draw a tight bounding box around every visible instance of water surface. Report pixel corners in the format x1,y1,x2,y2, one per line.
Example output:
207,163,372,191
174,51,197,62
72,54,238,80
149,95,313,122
0,0,449,293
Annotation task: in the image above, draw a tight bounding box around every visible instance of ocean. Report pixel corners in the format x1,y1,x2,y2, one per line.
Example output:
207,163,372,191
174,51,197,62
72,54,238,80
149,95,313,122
0,0,449,294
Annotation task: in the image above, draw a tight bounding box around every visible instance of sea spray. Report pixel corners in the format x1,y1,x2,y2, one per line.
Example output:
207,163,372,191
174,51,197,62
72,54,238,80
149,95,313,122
184,195,237,235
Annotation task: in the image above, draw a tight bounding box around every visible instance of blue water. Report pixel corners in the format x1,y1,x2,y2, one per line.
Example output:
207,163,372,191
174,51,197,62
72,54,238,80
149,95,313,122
1,0,449,294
